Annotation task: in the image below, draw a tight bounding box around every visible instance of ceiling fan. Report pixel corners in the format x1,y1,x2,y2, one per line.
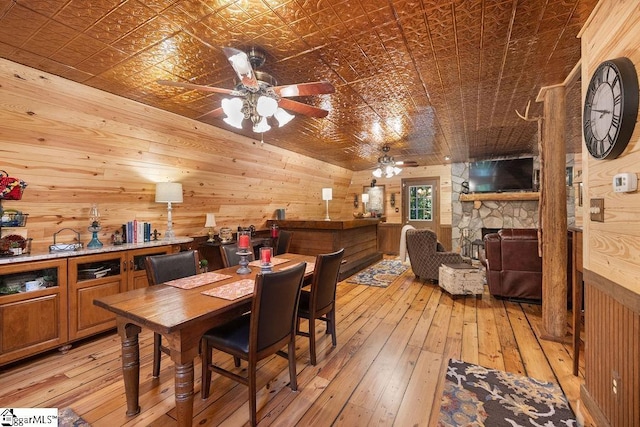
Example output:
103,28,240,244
158,47,335,133
372,144,418,178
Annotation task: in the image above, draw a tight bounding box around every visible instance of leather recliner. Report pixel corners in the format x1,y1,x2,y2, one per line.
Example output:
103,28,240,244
483,228,542,300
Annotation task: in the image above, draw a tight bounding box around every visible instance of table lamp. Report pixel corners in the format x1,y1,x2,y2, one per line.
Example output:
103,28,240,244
322,188,332,221
205,213,217,242
155,182,183,239
361,193,369,213
87,203,103,248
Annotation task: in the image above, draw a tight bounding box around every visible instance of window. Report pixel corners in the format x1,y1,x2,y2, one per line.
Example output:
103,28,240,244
408,185,433,221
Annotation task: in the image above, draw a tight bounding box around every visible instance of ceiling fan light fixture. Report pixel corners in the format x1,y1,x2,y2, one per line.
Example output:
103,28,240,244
372,168,383,178
221,97,244,128
256,95,278,117
274,108,294,127
253,116,271,133
393,166,402,175
227,51,253,81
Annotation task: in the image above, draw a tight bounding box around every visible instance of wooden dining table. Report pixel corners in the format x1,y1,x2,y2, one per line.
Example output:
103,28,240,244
93,253,316,426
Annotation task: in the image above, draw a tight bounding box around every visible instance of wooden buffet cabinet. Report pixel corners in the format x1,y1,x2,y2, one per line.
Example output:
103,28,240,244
0,241,186,365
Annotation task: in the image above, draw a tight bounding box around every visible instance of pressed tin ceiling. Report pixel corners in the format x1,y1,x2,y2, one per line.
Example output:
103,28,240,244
0,0,597,171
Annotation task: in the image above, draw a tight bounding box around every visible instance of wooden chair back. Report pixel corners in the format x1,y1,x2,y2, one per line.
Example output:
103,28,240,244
220,243,255,267
144,250,200,285
275,230,293,255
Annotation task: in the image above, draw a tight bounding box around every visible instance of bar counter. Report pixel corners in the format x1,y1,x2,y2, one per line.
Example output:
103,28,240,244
267,218,383,280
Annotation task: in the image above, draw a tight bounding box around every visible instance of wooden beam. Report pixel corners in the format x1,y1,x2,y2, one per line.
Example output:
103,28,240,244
538,85,568,340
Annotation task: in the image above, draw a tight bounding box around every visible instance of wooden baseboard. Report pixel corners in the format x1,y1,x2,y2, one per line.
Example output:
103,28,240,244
580,384,611,427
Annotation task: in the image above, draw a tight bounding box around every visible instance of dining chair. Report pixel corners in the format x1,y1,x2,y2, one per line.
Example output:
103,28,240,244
275,230,293,255
144,250,200,377
296,248,344,365
200,262,307,426
220,243,255,267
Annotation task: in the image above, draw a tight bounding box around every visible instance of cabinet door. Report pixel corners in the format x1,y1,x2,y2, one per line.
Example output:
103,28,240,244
378,223,402,255
0,259,68,365
126,245,179,291
68,252,126,340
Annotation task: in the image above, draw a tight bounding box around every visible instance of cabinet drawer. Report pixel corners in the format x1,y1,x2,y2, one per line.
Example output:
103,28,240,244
0,292,67,364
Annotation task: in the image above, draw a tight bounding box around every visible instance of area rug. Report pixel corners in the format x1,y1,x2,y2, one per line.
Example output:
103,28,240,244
59,407,91,426
438,359,576,426
345,259,409,287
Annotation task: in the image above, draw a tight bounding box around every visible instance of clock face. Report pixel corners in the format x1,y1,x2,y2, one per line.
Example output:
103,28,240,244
583,58,639,160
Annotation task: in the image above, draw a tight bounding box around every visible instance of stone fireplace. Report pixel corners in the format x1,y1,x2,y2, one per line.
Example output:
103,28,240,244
450,157,576,255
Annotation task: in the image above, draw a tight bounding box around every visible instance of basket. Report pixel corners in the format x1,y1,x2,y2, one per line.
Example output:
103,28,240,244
0,210,28,227
0,170,27,200
49,228,83,252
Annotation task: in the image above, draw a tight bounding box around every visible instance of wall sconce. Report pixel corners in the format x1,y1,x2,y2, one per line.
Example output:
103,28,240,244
390,193,396,207
371,179,377,187
353,194,359,208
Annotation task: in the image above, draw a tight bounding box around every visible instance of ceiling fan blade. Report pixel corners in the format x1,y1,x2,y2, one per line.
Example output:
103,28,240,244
278,98,329,118
396,160,419,167
157,80,240,96
196,107,225,120
273,81,335,97
222,47,259,91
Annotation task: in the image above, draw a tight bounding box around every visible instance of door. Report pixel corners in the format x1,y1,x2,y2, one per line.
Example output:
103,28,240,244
402,177,440,232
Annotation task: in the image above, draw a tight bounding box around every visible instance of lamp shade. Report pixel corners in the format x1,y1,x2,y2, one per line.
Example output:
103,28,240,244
322,188,333,201
361,193,369,203
205,213,217,227
155,182,183,203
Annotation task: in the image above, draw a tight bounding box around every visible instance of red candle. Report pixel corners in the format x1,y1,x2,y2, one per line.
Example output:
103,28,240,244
238,234,250,249
260,247,272,264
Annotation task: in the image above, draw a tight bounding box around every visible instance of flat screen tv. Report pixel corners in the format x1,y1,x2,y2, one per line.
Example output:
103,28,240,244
468,158,534,193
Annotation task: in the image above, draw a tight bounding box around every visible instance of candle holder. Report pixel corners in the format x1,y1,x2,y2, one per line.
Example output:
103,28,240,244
236,230,252,274
236,250,252,274
259,246,273,273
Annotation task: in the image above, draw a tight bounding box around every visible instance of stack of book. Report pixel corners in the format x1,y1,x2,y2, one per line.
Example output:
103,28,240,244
78,266,111,280
122,220,152,244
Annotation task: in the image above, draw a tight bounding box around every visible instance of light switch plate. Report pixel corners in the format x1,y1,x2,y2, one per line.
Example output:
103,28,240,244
590,198,604,222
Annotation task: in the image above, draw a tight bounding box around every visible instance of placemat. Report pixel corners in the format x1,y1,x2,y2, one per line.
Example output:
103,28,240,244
248,257,290,267
164,272,232,289
280,262,315,275
202,279,255,300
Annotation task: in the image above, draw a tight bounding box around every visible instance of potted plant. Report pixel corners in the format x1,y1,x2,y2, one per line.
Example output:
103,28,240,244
199,259,209,273
9,241,22,255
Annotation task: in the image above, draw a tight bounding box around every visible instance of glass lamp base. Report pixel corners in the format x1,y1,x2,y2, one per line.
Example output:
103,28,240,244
87,231,103,249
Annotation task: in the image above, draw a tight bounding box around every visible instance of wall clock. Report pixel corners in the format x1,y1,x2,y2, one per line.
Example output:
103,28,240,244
583,57,639,160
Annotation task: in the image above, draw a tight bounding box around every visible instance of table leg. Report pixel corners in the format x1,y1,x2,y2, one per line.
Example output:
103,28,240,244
174,361,195,426
120,322,142,416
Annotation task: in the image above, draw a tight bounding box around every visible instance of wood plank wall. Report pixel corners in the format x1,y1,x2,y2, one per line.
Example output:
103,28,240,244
348,165,453,230
579,0,640,424
0,59,356,254
583,271,640,427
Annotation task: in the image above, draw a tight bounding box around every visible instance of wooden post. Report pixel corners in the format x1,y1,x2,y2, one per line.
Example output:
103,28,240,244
538,84,568,340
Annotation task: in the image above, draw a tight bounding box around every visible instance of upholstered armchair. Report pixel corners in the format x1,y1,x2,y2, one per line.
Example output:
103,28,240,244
405,229,465,281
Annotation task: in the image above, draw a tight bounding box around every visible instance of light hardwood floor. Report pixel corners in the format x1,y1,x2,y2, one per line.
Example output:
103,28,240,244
0,267,592,426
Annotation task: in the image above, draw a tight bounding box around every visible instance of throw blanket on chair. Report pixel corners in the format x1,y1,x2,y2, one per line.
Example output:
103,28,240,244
399,224,415,264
